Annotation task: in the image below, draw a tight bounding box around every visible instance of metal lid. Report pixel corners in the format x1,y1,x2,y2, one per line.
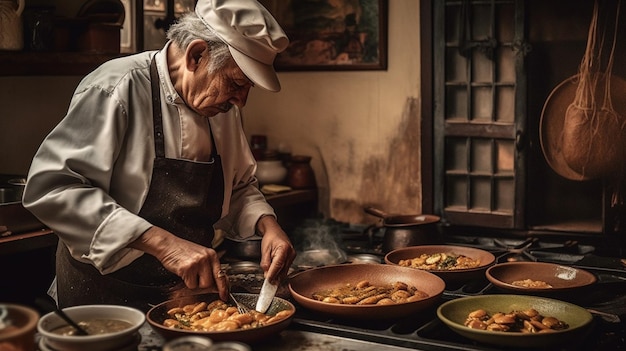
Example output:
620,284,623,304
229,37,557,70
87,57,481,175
163,336,213,351
207,341,251,351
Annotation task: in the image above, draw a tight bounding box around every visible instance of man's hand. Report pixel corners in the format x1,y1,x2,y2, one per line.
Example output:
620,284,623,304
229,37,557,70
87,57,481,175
129,226,229,301
257,216,296,284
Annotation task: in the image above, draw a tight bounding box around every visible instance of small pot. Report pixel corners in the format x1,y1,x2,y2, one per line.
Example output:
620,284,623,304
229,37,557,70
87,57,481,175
364,206,441,253
224,238,262,260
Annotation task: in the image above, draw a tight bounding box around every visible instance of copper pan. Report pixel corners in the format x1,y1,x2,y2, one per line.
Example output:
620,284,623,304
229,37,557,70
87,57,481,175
364,206,440,227
146,293,294,344
288,264,445,320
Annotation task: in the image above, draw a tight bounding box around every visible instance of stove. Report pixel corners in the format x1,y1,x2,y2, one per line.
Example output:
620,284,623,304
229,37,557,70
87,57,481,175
276,219,626,351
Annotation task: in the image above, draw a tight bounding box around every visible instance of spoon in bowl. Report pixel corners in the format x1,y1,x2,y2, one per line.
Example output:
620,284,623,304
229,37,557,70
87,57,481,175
35,296,89,336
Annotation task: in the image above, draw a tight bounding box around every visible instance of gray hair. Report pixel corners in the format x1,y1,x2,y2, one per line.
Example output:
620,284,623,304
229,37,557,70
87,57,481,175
166,12,232,73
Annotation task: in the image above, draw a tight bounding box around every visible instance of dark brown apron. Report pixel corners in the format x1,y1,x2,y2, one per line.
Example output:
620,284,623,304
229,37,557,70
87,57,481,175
56,56,225,312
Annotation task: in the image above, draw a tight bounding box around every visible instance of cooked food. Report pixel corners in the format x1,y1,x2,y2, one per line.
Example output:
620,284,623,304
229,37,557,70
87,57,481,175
398,252,481,270
511,279,553,289
51,319,132,336
162,299,290,332
464,308,569,333
312,280,429,305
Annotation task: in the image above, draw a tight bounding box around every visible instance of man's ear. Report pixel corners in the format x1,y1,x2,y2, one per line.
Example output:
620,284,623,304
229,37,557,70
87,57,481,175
185,40,209,71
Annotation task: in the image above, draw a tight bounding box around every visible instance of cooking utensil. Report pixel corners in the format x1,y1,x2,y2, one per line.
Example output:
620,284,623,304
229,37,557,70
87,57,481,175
437,294,593,348
225,275,251,315
288,263,445,320
147,293,294,344
364,207,441,252
485,262,597,300
229,292,251,315
35,297,89,336
255,279,278,313
384,245,496,287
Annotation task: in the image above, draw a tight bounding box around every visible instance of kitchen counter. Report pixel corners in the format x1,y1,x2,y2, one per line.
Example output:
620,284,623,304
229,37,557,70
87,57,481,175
133,322,415,351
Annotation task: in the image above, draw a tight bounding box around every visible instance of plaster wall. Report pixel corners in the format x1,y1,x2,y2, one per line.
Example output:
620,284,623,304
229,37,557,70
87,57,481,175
0,0,422,225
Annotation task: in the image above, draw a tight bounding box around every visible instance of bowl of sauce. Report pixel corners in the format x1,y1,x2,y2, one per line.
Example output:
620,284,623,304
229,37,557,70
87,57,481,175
37,304,144,351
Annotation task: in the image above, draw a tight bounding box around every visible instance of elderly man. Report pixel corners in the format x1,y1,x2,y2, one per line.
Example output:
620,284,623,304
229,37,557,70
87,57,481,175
23,0,296,312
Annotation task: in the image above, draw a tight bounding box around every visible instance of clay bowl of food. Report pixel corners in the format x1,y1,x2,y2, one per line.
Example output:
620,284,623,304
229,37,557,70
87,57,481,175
485,262,597,299
384,245,496,287
437,294,593,348
146,293,294,344
37,305,145,351
288,263,445,320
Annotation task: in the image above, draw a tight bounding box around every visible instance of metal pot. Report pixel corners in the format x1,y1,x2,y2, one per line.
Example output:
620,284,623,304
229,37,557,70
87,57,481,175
224,238,262,260
364,207,441,253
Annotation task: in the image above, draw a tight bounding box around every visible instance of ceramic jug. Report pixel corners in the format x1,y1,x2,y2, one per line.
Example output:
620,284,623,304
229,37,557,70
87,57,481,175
0,0,25,50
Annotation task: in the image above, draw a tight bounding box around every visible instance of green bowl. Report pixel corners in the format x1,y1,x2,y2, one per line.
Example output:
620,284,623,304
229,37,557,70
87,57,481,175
437,294,593,348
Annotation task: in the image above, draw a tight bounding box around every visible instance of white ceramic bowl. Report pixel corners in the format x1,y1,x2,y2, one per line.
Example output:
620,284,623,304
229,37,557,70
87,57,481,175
37,305,145,351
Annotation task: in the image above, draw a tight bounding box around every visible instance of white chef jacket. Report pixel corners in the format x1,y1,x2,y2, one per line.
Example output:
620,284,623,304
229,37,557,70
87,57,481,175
23,42,274,275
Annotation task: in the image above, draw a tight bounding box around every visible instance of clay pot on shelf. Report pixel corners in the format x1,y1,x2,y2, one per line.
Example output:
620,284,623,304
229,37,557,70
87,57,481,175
288,155,316,189
256,160,287,185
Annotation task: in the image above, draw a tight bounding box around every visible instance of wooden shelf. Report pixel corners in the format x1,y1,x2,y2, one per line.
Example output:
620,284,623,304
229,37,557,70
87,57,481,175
0,228,56,255
0,51,124,76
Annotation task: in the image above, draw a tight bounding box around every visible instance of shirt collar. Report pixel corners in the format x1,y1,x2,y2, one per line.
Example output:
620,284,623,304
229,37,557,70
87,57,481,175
155,41,184,105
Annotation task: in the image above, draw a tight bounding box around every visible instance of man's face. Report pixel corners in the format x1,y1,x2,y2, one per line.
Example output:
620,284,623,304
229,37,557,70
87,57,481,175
183,55,254,117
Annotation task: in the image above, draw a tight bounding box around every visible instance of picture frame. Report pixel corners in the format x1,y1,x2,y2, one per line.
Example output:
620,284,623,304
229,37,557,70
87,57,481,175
144,0,166,12
120,0,136,53
260,0,388,71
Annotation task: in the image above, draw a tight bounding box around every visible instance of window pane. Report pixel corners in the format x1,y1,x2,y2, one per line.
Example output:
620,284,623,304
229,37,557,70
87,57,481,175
446,138,468,171
446,48,467,82
472,50,492,82
495,86,515,123
446,175,467,208
495,3,515,42
471,139,492,173
471,5,492,41
445,4,461,43
471,86,492,121
496,140,515,173
446,86,468,120
496,47,515,82
495,178,515,213
470,177,491,210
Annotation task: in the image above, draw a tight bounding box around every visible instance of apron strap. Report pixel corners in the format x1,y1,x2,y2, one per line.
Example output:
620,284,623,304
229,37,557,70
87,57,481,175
150,55,166,159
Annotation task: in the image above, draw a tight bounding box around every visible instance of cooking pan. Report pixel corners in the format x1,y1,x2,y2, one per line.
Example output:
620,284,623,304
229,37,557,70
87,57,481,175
384,245,496,287
146,293,294,344
485,262,597,299
364,206,440,227
437,294,593,348
364,207,441,252
288,264,445,320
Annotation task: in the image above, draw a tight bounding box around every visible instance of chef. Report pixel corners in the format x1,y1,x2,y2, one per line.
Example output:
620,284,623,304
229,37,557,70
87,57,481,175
23,0,296,312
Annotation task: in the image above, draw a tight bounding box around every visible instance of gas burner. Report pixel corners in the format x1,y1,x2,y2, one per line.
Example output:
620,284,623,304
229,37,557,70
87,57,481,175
444,235,598,265
493,237,538,262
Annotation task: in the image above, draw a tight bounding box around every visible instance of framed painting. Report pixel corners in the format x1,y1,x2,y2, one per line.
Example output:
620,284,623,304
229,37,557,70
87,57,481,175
260,0,388,71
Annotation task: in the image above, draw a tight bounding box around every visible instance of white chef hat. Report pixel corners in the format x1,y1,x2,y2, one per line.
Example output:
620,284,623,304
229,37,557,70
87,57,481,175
195,0,289,92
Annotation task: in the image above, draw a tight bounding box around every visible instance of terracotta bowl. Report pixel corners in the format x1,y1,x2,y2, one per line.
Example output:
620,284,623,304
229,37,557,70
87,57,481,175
288,263,445,320
0,304,39,351
437,294,593,348
147,293,295,344
485,262,597,298
384,245,496,287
